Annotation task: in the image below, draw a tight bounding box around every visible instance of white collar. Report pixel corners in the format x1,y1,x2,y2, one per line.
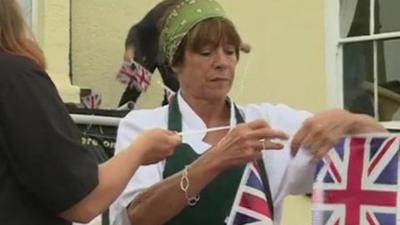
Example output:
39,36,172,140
177,91,237,153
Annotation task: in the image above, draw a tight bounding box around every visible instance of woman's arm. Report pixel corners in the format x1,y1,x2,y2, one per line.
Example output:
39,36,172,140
127,150,223,225
127,120,289,225
59,129,181,223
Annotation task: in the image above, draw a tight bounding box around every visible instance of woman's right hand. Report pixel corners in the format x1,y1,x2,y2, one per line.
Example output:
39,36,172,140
131,128,182,165
209,119,289,169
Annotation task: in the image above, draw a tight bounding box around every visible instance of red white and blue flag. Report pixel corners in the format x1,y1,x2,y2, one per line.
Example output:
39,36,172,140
116,61,151,91
227,161,273,225
81,93,102,109
312,135,399,225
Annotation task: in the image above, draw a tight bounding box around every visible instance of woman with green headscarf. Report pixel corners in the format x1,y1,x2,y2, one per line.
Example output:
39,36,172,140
110,0,386,225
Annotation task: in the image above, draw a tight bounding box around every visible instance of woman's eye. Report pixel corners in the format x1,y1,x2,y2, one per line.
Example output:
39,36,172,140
225,48,235,55
199,50,212,56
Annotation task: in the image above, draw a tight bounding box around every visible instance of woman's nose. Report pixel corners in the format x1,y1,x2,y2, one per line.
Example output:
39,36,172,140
213,47,231,68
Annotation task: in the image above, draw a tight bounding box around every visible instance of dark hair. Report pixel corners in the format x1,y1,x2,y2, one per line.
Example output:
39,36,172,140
125,0,181,72
171,17,242,66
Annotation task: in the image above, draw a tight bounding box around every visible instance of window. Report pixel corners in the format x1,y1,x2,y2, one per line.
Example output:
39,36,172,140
326,0,400,122
17,0,37,34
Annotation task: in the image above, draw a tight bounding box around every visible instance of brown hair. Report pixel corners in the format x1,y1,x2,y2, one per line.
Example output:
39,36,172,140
0,0,46,70
171,17,242,66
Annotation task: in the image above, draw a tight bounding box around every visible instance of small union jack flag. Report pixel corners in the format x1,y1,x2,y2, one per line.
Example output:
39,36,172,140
81,93,102,109
226,161,273,225
116,60,151,91
312,135,399,225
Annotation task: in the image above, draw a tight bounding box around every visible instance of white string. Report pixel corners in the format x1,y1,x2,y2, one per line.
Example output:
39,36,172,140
155,78,233,136
182,127,291,150
178,125,233,136
156,79,176,95
233,52,252,100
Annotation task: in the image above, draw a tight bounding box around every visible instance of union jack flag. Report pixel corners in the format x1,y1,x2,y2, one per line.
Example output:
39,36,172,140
116,60,151,91
312,135,399,225
226,161,273,225
81,93,102,109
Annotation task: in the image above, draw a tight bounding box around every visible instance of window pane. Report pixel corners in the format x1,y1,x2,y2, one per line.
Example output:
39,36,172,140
343,0,370,37
17,0,32,28
377,38,400,121
376,0,400,33
343,42,374,117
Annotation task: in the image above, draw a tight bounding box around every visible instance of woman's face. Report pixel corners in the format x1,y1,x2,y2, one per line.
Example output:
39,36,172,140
173,43,238,101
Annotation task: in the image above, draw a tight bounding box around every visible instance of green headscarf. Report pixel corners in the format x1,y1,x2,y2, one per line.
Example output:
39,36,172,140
160,0,226,65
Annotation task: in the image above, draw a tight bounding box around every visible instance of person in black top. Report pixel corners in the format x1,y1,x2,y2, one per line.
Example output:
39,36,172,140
0,1,181,225
117,0,180,107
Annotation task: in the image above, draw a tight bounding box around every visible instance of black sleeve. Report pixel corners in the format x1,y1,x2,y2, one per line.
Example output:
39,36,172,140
118,86,141,107
0,58,99,214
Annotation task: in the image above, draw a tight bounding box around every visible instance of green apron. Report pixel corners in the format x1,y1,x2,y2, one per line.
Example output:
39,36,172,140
163,95,273,225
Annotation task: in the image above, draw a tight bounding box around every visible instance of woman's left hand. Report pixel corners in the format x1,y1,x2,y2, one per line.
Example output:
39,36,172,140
290,109,386,160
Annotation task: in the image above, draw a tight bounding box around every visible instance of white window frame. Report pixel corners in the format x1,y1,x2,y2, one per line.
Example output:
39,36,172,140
17,0,38,35
31,0,38,36
325,0,400,125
